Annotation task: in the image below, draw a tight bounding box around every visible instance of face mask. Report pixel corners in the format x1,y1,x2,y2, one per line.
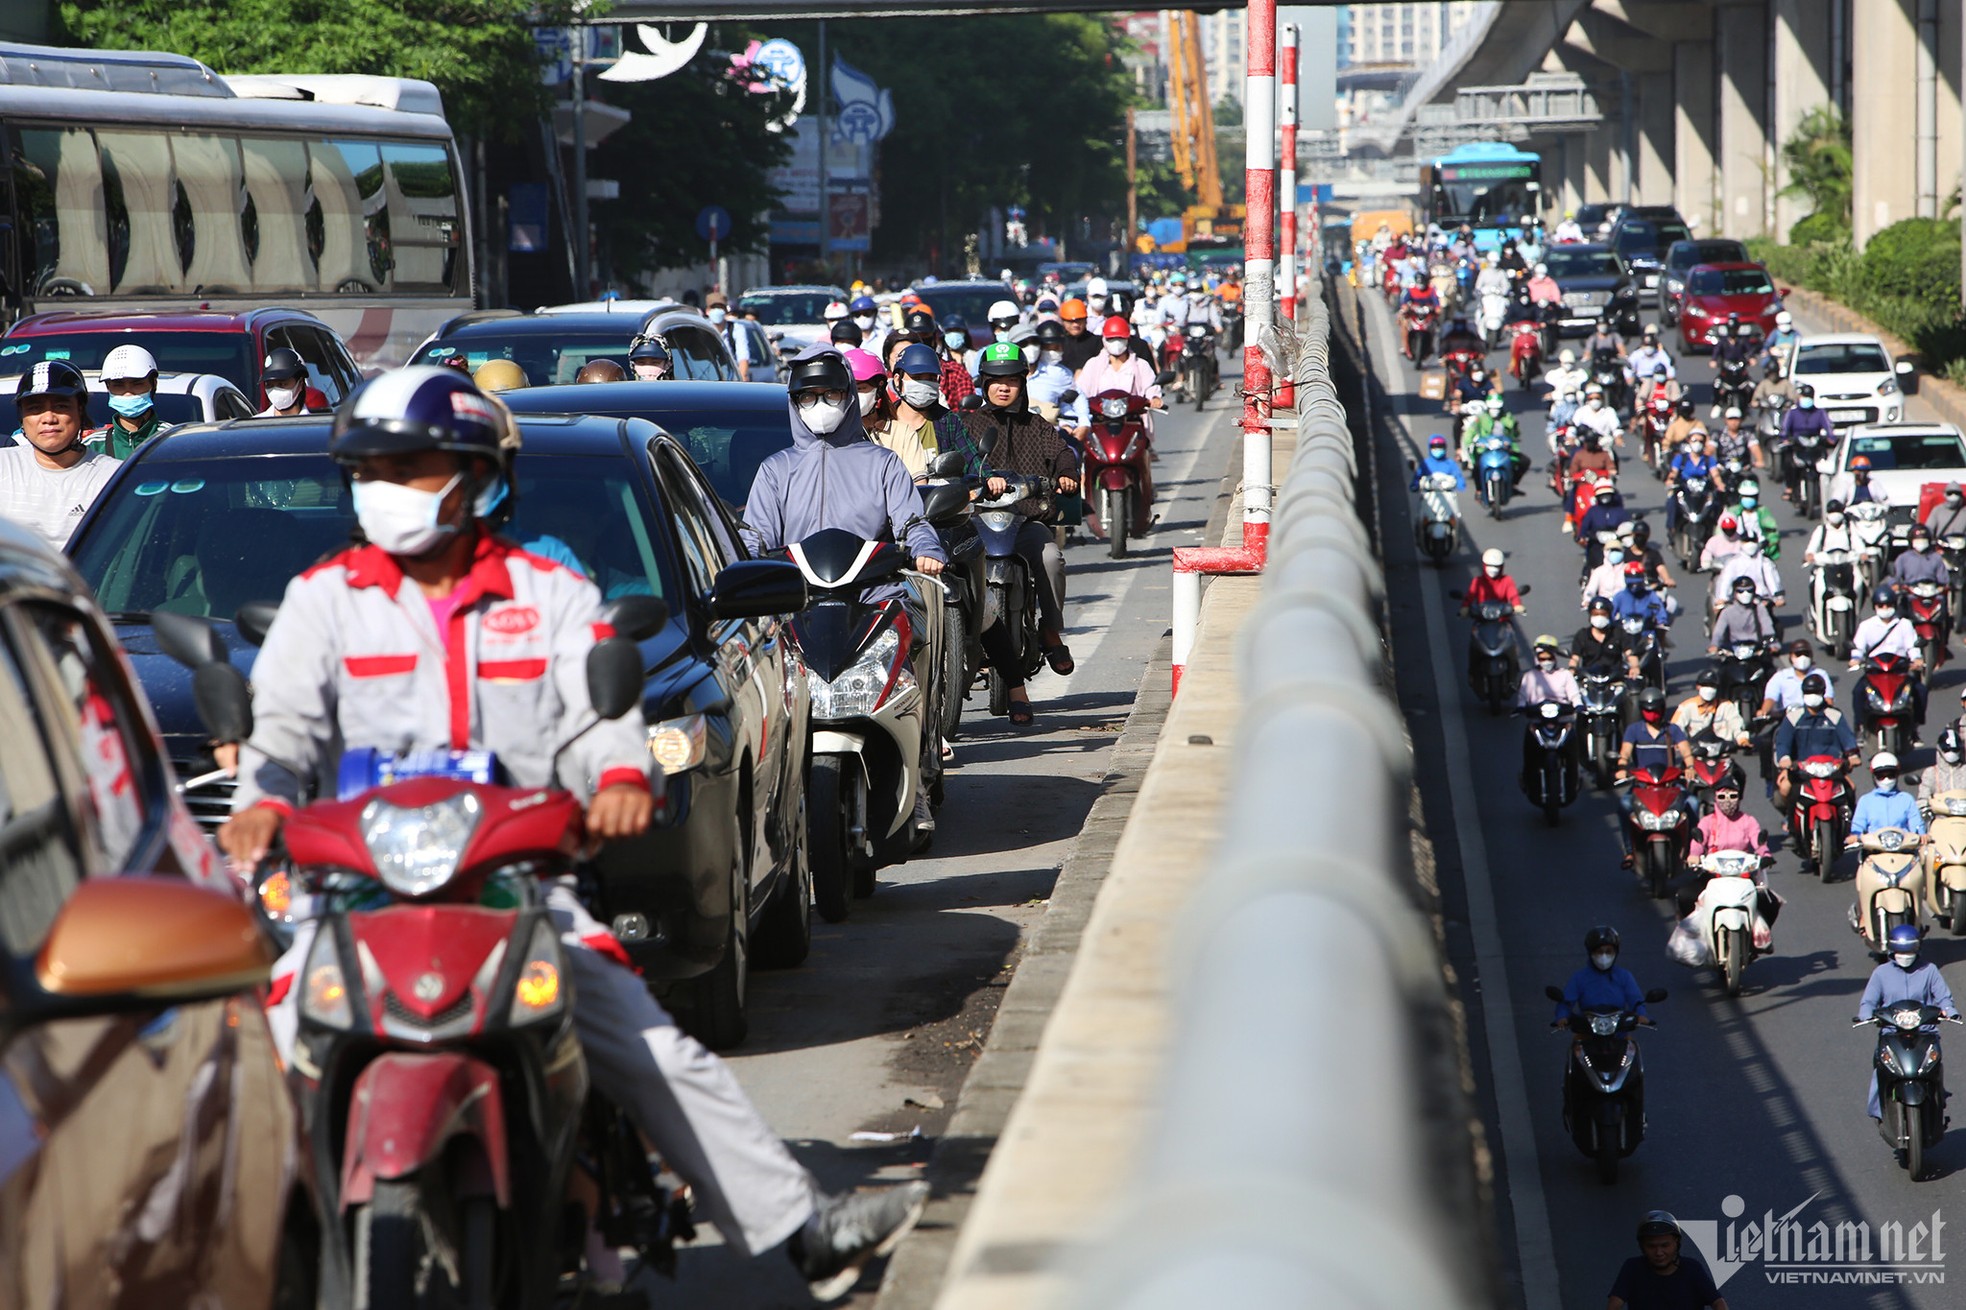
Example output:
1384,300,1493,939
1803,692,1825,709
1088,299,1107,312
1876,776,1899,793
1949,496,1962,507
1827,512,1845,527
1641,708,1663,724
1741,495,1758,508
108,391,154,419
1878,608,1895,621
854,314,875,330
945,331,967,349
1605,548,1624,565
1698,686,1718,703
1536,657,1555,672
1104,339,1129,356
1895,952,1920,970
900,379,941,409
1590,615,1611,630
1042,349,1063,366
633,363,668,381
1484,565,1502,577
265,385,301,411
1800,397,1815,409
856,388,880,415
353,472,462,557
1792,655,1810,670
1588,399,1603,410
708,308,728,325
994,330,1015,344
797,395,851,435
1944,749,1963,765
1591,952,1616,972
1916,539,1933,553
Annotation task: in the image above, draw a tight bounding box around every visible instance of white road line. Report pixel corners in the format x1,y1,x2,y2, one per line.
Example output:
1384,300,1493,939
1362,296,1562,1310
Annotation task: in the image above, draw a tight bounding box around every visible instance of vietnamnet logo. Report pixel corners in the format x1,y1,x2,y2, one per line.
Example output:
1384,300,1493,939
1681,1193,1947,1288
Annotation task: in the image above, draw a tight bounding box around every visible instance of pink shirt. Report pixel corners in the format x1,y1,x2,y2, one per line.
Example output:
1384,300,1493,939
1076,353,1163,404
1691,808,1769,860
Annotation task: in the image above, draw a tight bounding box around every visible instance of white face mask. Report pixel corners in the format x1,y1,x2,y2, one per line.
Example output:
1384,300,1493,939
1697,686,1718,703
1944,750,1963,765
1484,565,1502,577
1875,776,1899,793
1041,349,1063,366
1895,952,1920,970
1104,338,1130,357
856,387,880,415
900,379,941,409
1826,512,1845,526
1877,608,1895,621
1803,692,1825,709
1591,952,1616,972
708,308,728,325
1590,615,1611,630
797,395,851,435
1588,398,1604,410
1536,657,1555,672
1792,656,1810,670
854,314,876,330
266,384,301,411
353,472,462,557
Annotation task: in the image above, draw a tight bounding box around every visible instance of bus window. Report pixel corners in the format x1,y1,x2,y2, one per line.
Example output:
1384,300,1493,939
380,142,458,294
173,134,249,293
311,139,390,293
14,126,110,294
239,136,313,293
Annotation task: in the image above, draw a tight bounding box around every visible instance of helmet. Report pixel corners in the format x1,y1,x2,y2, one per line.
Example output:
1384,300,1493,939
1630,518,1651,542
1737,479,1760,499
849,294,877,314
1623,561,1646,578
788,349,853,396
472,359,528,392
1086,276,1109,298
1588,596,1613,616
1677,398,1694,418
330,367,515,474
1874,584,1897,606
1558,349,1575,366
1788,637,1812,656
574,359,626,383
1486,395,1505,412
987,299,1020,326
1718,514,1738,533
1035,320,1067,347
1585,925,1621,955
1636,1211,1682,1246
843,348,886,385
1732,575,1758,595
1533,634,1560,654
933,311,965,336
1638,687,1666,715
100,343,160,381
16,359,87,404
1652,362,1668,377
1724,406,1744,420
977,341,1029,378
1101,315,1131,340
1776,310,1793,327
1534,262,1548,277
1480,547,1505,568
1428,433,1448,451
822,301,849,322
1887,923,1922,958
1802,671,1828,695
629,334,671,363
894,343,941,377
1695,666,1720,689
1797,383,1816,399
1872,751,1901,774
261,347,308,383
829,319,863,346
1060,299,1089,322
1940,727,1964,759
901,309,937,336
1849,454,1872,471
1642,323,1659,338
1594,482,1615,500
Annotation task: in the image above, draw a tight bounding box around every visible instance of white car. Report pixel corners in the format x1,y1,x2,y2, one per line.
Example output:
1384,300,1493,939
0,369,255,434
736,284,849,361
1818,422,1966,531
1778,333,1915,428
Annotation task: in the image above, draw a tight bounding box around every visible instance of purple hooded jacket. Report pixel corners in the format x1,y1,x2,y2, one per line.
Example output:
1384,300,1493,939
741,346,945,563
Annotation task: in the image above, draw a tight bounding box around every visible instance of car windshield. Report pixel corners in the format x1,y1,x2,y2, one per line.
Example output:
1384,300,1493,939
1847,432,1966,471
0,332,254,392
911,285,1009,324
1546,249,1622,278
658,410,794,509
1614,221,1691,254
739,292,835,325
1688,268,1775,296
1575,204,1610,224
69,453,676,620
409,334,637,387
0,390,216,432
1796,343,1892,374
1670,241,1746,270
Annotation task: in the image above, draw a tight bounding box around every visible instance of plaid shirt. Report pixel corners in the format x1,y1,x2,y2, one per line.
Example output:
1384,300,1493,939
940,356,974,410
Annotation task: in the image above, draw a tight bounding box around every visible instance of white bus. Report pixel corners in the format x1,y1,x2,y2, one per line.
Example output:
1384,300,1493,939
0,42,474,368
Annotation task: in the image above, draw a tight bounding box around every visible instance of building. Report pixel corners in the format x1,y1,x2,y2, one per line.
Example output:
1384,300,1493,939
1339,2,1484,70
1203,8,1247,111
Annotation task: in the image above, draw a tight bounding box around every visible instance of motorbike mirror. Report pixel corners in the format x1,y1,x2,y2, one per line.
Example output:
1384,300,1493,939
601,594,669,643
926,449,968,479
1644,988,1669,1003
152,608,226,669
1519,584,1533,596
233,601,280,649
1543,985,1566,1004
1447,589,1463,600
191,663,253,744
958,394,984,412
920,482,971,525
1058,389,1079,406
706,559,809,621
1155,370,1177,387
585,637,645,722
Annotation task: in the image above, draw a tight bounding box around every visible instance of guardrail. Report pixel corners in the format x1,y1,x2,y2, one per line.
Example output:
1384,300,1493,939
1067,267,1484,1309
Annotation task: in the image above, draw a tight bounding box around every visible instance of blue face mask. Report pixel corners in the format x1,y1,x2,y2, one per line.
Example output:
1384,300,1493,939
1799,397,1815,409
944,331,966,350
108,391,153,419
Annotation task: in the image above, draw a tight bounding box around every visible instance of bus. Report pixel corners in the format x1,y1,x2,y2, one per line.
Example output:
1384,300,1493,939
0,42,473,368
1418,142,1543,253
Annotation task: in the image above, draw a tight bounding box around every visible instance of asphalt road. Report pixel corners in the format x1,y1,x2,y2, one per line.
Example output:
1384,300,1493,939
665,373,1243,1306
1362,288,1966,1310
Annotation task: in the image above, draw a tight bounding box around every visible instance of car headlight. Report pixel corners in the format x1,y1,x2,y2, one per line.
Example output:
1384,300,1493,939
508,918,569,1027
1665,278,1683,292
648,713,708,774
360,792,482,898
810,626,906,718
1879,379,1899,396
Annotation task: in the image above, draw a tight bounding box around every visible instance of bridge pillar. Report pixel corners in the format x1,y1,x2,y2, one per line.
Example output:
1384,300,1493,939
1851,0,1923,247
1771,0,1834,243
1673,38,1717,233
1635,70,1674,204
1716,2,1770,238
1583,117,1614,203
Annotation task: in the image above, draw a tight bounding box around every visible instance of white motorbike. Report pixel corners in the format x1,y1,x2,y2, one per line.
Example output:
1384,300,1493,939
1479,289,1510,351
1921,789,1966,934
1414,471,1461,566
1807,545,1862,660
1848,501,1892,594
1688,850,1773,998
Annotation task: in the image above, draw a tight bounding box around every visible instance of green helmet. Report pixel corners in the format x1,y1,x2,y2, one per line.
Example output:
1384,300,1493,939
978,341,1029,377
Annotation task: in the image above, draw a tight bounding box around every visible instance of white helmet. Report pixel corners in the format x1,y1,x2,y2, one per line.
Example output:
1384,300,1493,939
1775,311,1793,328
823,300,849,322
987,299,1020,322
1481,548,1506,568
1559,349,1576,366
1873,751,1901,774
1086,276,1109,298
1534,262,1548,277
101,343,160,382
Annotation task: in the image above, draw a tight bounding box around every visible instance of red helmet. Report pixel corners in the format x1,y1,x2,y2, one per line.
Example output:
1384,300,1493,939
1623,560,1646,577
1718,514,1739,533
1101,315,1131,339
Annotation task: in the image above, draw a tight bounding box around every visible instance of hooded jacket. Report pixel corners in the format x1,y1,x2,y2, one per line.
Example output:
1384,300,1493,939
741,346,944,563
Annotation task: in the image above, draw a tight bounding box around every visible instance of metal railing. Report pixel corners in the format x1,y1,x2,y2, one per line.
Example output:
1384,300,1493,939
1067,268,1484,1309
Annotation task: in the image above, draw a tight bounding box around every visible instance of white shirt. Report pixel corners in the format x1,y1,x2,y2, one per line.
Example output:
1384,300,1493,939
1628,345,1675,380
1806,520,1859,560
1543,365,1587,398
1555,220,1585,242
1714,551,1783,601
1764,663,1834,712
1853,613,1920,663
1581,560,1630,608
1475,267,1510,298
0,444,119,551
1573,404,1621,441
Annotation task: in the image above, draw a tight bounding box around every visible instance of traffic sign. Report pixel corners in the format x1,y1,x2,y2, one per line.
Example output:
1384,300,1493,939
695,205,733,243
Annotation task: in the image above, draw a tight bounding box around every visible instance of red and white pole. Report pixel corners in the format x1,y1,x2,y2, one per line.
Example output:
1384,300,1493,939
1276,21,1299,410
1241,0,1276,559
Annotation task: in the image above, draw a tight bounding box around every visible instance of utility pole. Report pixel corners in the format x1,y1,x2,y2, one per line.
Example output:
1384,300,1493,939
1240,0,1276,559
571,31,589,297
816,20,829,271
1126,107,1138,253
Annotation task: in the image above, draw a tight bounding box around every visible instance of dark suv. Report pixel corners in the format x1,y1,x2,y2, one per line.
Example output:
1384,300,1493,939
410,309,738,384
1608,212,1693,300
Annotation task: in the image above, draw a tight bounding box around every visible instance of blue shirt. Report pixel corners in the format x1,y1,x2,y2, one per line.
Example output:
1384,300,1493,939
1859,959,1957,1022
1669,452,1716,483
1851,787,1926,836
1027,359,1091,427
1555,963,1647,1023
1611,587,1669,627
1622,721,1687,772
1774,708,1858,763
1410,454,1466,489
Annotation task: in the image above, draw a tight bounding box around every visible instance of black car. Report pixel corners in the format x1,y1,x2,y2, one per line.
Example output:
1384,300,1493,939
409,309,739,385
1609,214,1694,301
1574,202,1620,239
1657,237,1751,322
63,413,811,1049
910,280,1015,349
1542,243,1642,338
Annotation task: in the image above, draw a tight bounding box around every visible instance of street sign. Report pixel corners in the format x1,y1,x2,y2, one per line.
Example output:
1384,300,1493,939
696,205,733,243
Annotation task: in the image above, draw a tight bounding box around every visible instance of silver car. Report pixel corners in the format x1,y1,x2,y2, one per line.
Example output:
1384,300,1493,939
0,369,256,433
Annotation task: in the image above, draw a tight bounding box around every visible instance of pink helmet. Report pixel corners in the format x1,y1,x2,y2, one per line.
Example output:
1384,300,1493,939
843,349,886,385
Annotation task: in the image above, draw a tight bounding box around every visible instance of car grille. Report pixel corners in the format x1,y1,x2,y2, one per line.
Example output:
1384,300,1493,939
173,757,238,832
1563,290,1611,308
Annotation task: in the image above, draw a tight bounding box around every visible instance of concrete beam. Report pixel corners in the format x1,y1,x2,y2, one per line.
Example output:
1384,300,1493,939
1635,70,1675,203
1673,31,1717,233
1564,7,1674,75
1716,2,1770,237
1853,0,1921,247
1590,0,1722,46
1771,0,1834,242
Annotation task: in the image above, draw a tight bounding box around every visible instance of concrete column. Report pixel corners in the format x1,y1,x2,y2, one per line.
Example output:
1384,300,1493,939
1673,39,1717,234
1772,0,1834,242
1960,0,1966,304
1852,0,1921,247
1938,0,1962,228
1635,70,1675,205
1716,3,1771,237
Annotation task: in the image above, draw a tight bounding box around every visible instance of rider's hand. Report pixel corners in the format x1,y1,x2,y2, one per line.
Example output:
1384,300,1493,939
914,555,945,575
986,476,1008,496
213,741,240,777
219,805,284,869
588,783,655,841
1058,476,1079,494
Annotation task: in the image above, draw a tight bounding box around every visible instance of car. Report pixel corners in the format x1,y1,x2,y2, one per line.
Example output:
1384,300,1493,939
1540,242,1642,338
63,411,812,1049
1573,202,1620,239
0,369,256,431
736,284,849,362
536,298,684,317
1657,237,1750,321
909,279,1017,349
1776,332,1917,428
1817,422,1966,530
0,307,362,408
1608,213,1694,299
726,316,786,383
0,518,312,1309
409,308,738,384
1677,262,1788,352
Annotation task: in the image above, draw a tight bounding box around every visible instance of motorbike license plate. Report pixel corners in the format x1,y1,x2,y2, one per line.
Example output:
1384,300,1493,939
1642,275,1658,289
1570,305,1602,318
1831,409,1867,423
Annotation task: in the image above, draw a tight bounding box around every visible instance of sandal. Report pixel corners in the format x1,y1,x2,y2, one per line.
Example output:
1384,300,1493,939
1620,853,1635,870
1007,700,1036,726
1043,643,1076,676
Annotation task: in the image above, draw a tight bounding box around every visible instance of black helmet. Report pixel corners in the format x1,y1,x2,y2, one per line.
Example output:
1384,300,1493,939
261,347,307,383
829,319,864,347
1796,382,1815,399
1826,498,1845,514
628,333,671,363
17,359,88,404
1636,1210,1682,1246
1638,686,1666,714
1941,727,1964,761
788,349,853,396
1035,320,1067,347
1694,666,1720,689
1585,925,1621,956
1676,398,1694,418
1587,596,1614,616
938,312,968,335
1802,671,1828,695
905,308,939,336
1630,518,1651,542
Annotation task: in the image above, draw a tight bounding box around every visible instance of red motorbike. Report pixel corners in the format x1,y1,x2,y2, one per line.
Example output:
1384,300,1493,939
1787,753,1854,879
1506,316,1543,388
1904,580,1951,670
1085,387,1160,558
1640,390,1674,472
1686,736,1743,811
1624,764,1692,900
1856,652,1918,758
1441,344,1484,380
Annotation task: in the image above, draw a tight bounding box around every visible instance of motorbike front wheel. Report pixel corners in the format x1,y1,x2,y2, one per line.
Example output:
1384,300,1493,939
1644,843,1672,900
1595,1108,1622,1185
1720,924,1746,997
1544,798,1562,828
806,756,853,923
1813,818,1838,880
355,1179,495,1310
1905,1102,1927,1179
1106,487,1129,560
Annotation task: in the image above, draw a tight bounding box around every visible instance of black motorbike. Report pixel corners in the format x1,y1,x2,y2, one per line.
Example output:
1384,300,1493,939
1943,532,1966,635
1713,356,1755,420
1182,323,1218,408
1589,350,1629,414
1546,987,1669,1185
1578,671,1630,789
1670,473,1721,571
1520,700,1580,826
1714,636,1776,723
921,460,987,745
1856,1001,1963,1181
1467,598,1522,715
970,473,1054,717
1620,614,1666,691
1785,424,1828,517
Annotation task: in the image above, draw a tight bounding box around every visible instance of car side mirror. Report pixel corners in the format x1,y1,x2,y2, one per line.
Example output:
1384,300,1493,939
927,449,968,479
602,594,668,643
706,559,809,621
152,608,226,669
585,636,645,722
958,394,984,411
1543,985,1566,1004
234,601,280,648
33,877,272,1013
1779,286,1793,298
1644,988,1669,1004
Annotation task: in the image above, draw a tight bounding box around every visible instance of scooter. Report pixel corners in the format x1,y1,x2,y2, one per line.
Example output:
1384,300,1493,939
1788,754,1855,878
1714,637,1775,723
1404,301,1439,365
1905,580,1951,670
1579,672,1630,789
1640,390,1674,473
1711,356,1755,419
1413,470,1461,566
1686,736,1745,812
1849,502,1893,594
787,528,941,914
1786,420,1827,517
1921,788,1966,933
1479,289,1510,351
1544,984,1669,1185
922,465,987,738
1851,826,1929,956
1181,323,1217,408
1944,533,1966,635
1468,598,1521,715
1621,614,1667,692
1808,546,1861,660
1507,314,1543,388
1855,652,1918,759
1520,700,1581,826
1855,1001,1961,1181
1624,765,1694,899
1589,352,1629,413
1084,386,1162,559
972,473,1054,718
1688,850,1774,997
1671,474,1720,571
1475,432,1515,518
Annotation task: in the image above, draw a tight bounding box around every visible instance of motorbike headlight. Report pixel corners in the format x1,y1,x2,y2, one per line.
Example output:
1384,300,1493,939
1803,759,1838,779
1895,1006,1925,1031
977,509,1019,532
1946,796,1966,817
300,926,355,1031
360,793,481,898
1866,685,1889,710
1638,809,1670,831
1101,397,1129,418
810,625,905,718
1879,829,1907,853
1589,1014,1620,1036
508,918,569,1027
648,713,708,774
1540,701,1560,719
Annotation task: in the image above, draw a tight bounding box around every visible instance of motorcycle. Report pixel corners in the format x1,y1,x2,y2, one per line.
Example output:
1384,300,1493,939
1579,672,1630,789
921,462,988,737
1414,470,1461,566
1711,356,1755,420
1714,638,1775,723
1441,344,1484,382
1670,474,1720,571
1921,788,1966,933
1688,850,1774,997
1808,545,1861,660
1640,390,1675,473
1849,501,1893,594
1479,289,1510,351
1686,735,1745,812
1621,614,1667,692
1543,984,1669,1185
972,473,1054,718
1785,419,1827,517
1467,597,1521,715
1589,353,1629,413
1788,753,1856,878
1855,652,1918,759
1085,387,1161,559
1905,580,1951,670
1942,533,1966,634
1182,323,1218,407
1475,432,1515,519
1856,1001,1961,1181
1404,300,1439,365
787,528,941,911
1507,314,1543,388
1520,700,1581,826
1624,764,1693,899
1851,826,1929,956
1547,424,1579,508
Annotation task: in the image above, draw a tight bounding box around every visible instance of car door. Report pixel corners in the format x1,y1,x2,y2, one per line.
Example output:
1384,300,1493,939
283,325,351,405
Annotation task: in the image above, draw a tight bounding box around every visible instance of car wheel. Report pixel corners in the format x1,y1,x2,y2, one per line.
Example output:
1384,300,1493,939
754,795,813,969
686,853,749,1050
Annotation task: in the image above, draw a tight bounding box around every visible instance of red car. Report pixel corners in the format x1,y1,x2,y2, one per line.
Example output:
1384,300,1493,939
1677,262,1788,352
1,307,360,410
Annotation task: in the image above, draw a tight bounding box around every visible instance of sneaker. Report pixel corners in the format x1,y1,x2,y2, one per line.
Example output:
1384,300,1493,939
791,1182,931,1301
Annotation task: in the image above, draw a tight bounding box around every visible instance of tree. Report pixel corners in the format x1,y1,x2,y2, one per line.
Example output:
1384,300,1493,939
59,0,573,141
1778,104,1852,234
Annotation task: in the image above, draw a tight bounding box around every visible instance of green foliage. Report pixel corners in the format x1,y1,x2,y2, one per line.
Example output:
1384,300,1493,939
1787,210,1847,249
1860,217,1962,305
1749,219,1966,373
1778,104,1852,228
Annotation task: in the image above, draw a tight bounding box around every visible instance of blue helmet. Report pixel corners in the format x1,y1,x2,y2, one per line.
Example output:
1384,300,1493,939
330,366,511,467
850,294,877,313
628,333,671,363
1887,923,1922,959
894,343,942,378
939,313,968,333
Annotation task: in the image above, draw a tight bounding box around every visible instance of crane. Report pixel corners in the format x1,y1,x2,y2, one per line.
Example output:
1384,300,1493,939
1162,9,1240,252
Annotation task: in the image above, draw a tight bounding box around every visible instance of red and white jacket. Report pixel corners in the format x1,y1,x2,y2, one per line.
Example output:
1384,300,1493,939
234,533,651,815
